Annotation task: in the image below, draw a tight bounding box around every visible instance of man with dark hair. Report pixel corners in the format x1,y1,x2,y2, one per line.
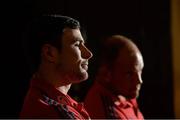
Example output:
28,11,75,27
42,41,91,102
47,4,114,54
20,15,93,119
84,35,144,119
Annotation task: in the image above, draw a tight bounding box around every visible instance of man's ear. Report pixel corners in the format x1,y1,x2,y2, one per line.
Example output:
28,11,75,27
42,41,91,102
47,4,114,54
41,44,58,63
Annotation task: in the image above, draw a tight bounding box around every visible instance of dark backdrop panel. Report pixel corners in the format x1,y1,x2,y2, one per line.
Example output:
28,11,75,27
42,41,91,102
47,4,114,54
1,0,174,118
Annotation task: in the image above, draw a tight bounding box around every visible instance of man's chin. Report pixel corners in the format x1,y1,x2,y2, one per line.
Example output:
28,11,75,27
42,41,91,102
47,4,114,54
80,71,89,81
74,71,88,83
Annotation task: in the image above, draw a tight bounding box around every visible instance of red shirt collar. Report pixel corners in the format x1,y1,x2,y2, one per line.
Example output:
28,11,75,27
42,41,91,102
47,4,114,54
95,81,137,108
30,75,77,107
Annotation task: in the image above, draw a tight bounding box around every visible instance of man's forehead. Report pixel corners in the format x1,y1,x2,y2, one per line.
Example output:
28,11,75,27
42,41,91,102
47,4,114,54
62,28,85,43
63,27,80,35
116,50,143,67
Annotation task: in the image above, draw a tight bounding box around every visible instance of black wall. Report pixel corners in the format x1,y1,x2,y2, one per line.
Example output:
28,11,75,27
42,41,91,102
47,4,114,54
1,0,174,118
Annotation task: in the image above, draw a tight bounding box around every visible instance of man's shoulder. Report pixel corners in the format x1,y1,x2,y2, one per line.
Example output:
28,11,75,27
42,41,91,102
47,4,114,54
20,87,59,118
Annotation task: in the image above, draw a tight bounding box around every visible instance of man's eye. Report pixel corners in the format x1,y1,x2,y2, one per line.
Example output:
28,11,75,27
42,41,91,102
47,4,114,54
74,42,80,46
75,43,80,46
126,71,133,78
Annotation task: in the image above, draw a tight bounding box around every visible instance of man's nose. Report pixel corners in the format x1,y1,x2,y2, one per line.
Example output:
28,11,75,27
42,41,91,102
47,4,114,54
82,46,93,59
137,74,143,84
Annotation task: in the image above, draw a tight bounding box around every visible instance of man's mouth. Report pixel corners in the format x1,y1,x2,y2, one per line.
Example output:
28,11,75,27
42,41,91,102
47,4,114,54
81,64,88,71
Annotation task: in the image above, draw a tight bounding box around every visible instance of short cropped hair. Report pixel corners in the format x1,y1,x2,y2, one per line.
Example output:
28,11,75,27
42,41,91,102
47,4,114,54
22,14,80,73
98,35,134,69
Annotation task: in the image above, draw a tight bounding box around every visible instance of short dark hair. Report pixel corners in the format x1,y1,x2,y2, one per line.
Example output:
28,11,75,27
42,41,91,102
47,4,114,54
22,14,80,74
98,35,133,69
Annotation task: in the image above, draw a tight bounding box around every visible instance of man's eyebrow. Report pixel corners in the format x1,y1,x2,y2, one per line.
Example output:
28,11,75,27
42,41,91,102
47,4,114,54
74,38,86,43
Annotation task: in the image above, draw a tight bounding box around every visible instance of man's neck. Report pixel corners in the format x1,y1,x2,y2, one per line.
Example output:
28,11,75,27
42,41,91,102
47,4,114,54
35,66,72,95
56,85,71,95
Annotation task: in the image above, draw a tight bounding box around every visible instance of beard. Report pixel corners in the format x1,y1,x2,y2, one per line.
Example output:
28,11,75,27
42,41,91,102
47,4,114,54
72,69,89,83
55,60,89,84
59,67,89,84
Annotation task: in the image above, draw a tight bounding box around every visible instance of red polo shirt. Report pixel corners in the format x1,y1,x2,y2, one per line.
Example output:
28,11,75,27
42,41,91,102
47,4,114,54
84,81,144,119
20,76,90,119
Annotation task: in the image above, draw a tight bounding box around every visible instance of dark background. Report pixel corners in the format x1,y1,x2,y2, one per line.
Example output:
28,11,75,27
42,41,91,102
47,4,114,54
1,0,174,118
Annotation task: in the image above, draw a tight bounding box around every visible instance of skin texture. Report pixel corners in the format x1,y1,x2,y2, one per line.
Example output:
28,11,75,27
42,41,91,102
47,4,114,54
98,35,144,99
110,46,144,99
35,28,93,95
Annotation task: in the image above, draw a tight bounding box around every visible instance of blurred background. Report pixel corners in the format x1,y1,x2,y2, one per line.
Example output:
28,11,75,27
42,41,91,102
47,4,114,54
1,0,180,118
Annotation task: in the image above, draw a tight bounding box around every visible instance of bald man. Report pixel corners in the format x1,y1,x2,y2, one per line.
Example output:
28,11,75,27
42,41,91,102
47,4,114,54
84,35,144,119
